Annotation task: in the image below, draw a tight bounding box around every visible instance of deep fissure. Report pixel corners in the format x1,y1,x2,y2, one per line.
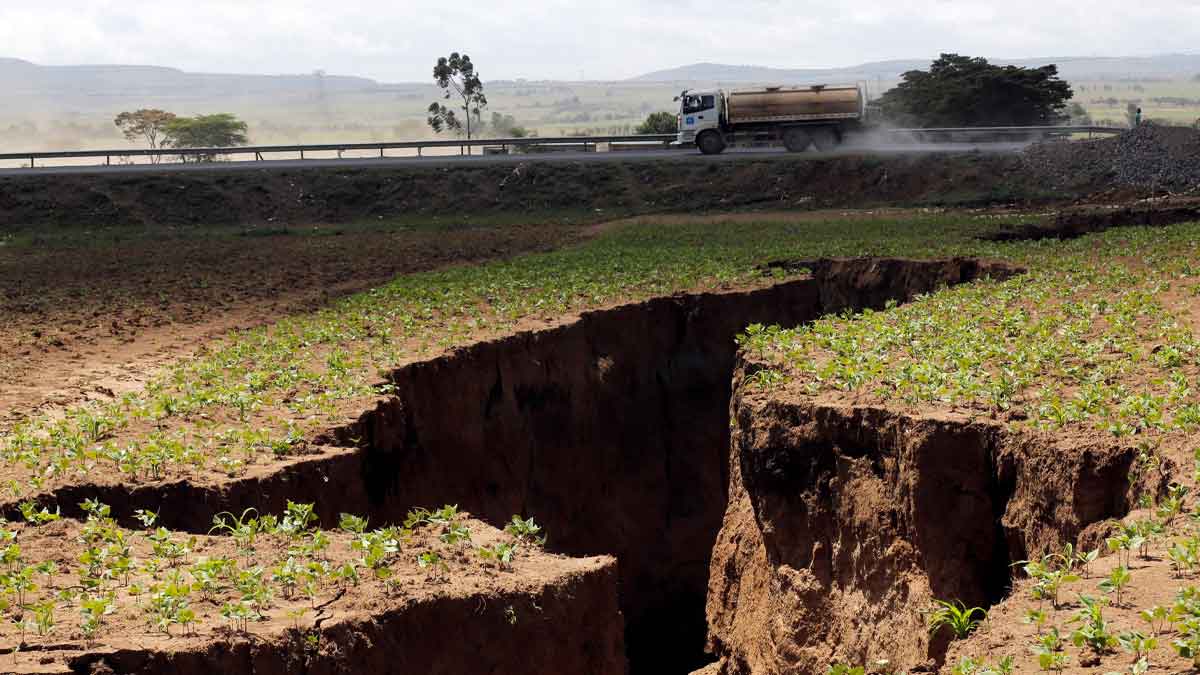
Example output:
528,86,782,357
347,257,1022,672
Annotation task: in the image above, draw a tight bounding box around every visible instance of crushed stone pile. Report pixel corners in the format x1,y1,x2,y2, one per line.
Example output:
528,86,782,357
1023,125,1200,193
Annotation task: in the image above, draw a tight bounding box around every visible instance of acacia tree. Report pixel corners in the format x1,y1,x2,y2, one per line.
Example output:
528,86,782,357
163,114,249,162
879,54,1073,127
427,53,487,142
114,109,177,163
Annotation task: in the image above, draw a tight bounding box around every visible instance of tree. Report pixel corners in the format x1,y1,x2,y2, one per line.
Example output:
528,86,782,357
113,109,177,163
163,114,249,162
637,111,677,134
427,53,487,141
488,112,529,138
878,54,1073,127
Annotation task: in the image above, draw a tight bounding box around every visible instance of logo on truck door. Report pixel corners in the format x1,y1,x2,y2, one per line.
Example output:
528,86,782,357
685,116,695,125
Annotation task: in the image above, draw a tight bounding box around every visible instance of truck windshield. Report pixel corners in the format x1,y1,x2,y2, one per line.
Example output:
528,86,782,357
681,95,714,114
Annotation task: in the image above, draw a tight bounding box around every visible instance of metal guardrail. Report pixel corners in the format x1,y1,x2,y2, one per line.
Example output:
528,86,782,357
0,135,677,167
0,126,1125,168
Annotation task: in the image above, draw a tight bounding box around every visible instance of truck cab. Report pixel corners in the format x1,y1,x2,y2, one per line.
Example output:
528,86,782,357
676,90,722,151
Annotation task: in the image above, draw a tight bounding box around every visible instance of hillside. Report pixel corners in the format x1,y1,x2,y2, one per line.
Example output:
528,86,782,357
635,54,1200,83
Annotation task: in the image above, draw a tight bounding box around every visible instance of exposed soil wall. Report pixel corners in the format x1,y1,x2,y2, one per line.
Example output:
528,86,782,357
0,153,1059,228
705,382,1171,673
62,563,624,675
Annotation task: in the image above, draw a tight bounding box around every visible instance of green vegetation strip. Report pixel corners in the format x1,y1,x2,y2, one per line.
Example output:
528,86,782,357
741,223,1200,438
0,211,1139,497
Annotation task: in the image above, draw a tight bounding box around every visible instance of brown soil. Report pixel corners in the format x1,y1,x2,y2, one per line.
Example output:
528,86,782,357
945,505,1197,673
0,152,1102,231
0,219,588,422
4,517,623,675
701,369,1172,673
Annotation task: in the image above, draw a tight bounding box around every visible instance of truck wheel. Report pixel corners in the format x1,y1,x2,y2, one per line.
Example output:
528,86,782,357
782,128,811,152
697,131,726,155
811,128,840,151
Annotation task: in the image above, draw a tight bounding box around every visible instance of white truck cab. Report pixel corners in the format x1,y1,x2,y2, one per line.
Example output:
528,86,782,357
677,91,720,146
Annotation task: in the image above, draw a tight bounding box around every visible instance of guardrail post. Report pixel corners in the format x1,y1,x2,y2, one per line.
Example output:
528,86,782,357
300,149,305,160
106,155,110,166
418,147,422,157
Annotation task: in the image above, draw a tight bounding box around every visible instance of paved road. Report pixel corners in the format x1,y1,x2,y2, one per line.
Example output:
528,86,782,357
0,142,1030,177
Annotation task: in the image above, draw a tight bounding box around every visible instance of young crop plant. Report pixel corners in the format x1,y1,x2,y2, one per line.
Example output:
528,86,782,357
504,515,546,546
478,542,516,569
1070,594,1118,654
1099,565,1133,607
928,599,986,640
1139,604,1171,635
1019,556,1078,609
1116,630,1157,661
416,551,449,580
79,594,116,646
146,571,197,635
1032,627,1068,672
18,501,60,525
210,508,263,561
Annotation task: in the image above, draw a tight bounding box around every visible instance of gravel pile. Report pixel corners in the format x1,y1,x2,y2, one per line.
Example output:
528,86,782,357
1023,125,1200,193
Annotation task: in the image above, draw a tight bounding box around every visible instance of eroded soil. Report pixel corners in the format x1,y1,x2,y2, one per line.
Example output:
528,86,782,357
0,219,590,422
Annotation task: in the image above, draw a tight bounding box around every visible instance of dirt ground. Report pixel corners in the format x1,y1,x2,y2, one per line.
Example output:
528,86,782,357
0,218,591,422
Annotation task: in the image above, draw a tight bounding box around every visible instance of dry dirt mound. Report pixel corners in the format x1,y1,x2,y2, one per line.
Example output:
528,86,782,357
1024,125,1200,194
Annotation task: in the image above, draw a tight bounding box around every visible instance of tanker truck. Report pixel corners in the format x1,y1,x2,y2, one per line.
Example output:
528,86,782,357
676,84,868,154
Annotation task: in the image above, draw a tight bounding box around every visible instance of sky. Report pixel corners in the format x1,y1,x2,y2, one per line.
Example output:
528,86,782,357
3,1,1200,82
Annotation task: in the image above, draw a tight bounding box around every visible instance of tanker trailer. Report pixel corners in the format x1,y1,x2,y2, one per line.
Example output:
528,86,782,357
676,84,867,155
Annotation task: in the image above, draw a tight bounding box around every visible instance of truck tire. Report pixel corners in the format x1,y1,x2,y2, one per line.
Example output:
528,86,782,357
697,131,726,155
811,127,840,151
782,128,811,153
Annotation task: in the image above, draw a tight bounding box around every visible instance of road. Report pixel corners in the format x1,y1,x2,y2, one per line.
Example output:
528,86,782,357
0,142,1031,177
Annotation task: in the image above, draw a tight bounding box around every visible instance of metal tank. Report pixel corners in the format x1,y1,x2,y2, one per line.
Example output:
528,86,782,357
726,85,865,124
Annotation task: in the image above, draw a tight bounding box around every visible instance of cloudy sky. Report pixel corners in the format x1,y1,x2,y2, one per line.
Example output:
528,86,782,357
3,1,1199,81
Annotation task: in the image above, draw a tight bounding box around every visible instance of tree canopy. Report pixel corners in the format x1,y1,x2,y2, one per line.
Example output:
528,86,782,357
114,109,177,162
637,111,678,135
162,114,249,161
427,53,487,140
878,54,1073,127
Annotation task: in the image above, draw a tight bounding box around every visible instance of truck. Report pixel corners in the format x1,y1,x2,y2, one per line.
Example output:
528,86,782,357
676,84,868,155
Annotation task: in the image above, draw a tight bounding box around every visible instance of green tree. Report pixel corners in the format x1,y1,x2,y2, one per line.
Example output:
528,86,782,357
114,109,177,163
878,54,1073,127
488,112,529,138
636,111,677,134
163,114,249,162
427,53,487,141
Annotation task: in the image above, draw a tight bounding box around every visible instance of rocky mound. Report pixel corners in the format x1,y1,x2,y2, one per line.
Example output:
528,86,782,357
1024,124,1200,193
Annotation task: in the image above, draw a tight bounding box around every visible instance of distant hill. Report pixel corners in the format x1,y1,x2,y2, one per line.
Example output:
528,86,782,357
0,57,432,114
634,54,1200,83
0,57,384,93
